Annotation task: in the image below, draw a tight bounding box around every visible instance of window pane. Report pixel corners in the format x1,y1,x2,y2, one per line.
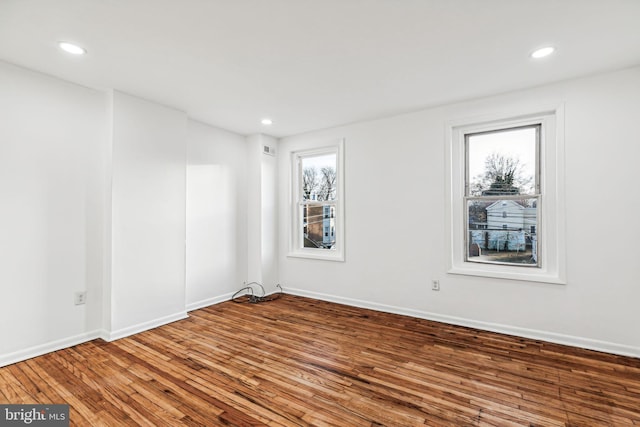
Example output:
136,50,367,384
467,198,538,266
302,204,336,249
467,126,537,196
301,153,337,201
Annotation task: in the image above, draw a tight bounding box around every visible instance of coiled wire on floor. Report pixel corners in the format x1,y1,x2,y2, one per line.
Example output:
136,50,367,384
232,282,283,304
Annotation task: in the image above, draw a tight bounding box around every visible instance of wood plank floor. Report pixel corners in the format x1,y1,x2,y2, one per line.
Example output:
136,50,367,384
1,294,639,426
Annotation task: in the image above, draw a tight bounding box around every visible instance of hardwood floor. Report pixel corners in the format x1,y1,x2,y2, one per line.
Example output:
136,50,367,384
1,294,639,426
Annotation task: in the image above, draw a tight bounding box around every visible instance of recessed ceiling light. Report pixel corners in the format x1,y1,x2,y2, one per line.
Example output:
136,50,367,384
530,46,555,59
58,41,86,55
261,118,273,125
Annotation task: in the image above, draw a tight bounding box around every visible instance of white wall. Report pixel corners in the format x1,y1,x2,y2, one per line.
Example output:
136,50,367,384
278,66,640,357
260,136,279,289
0,63,254,364
246,135,263,284
186,120,248,309
0,61,106,364
107,91,187,337
246,134,279,290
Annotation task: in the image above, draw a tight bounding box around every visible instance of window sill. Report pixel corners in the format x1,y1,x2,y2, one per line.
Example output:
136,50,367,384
287,250,345,262
448,262,565,285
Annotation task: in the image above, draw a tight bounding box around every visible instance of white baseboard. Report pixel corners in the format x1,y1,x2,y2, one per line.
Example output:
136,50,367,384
1,299,232,367
186,291,235,312
102,311,189,342
0,331,102,368
5,290,636,368
283,287,640,359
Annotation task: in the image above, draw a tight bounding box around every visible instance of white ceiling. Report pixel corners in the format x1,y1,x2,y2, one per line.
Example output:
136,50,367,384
1,0,639,138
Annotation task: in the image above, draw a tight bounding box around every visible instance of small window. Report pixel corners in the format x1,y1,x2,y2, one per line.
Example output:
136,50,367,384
289,140,345,261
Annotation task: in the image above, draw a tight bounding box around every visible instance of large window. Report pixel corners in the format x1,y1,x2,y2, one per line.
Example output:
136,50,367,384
447,108,565,283
290,140,344,261
465,125,539,267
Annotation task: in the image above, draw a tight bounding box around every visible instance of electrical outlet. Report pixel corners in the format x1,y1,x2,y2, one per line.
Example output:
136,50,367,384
431,280,440,291
74,291,86,305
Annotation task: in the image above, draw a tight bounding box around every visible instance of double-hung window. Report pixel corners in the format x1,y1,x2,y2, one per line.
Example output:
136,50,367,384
290,139,345,261
465,125,540,266
447,108,565,283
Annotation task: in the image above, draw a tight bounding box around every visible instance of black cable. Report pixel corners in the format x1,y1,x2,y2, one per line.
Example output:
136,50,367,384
231,286,254,303
232,283,283,304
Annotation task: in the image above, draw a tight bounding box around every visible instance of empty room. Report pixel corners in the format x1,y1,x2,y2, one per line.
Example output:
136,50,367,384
1,1,639,425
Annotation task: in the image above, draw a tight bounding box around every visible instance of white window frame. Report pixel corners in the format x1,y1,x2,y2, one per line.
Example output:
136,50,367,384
446,106,566,284
288,139,345,261
465,124,541,267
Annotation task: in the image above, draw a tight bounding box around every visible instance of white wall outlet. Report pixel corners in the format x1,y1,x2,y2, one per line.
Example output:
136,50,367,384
431,280,440,291
74,291,87,305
